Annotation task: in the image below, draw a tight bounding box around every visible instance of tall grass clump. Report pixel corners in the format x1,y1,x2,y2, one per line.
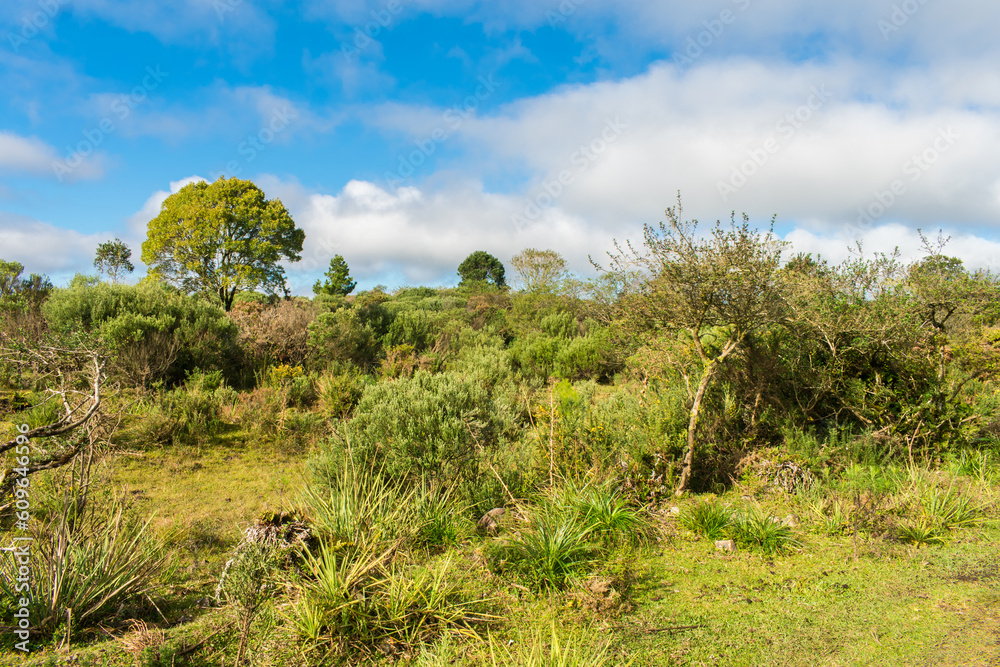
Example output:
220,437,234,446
412,482,472,550
0,492,165,637
487,622,625,667
303,451,415,551
898,484,987,546
728,505,803,554
290,541,491,660
680,498,732,540
491,483,656,591
497,508,596,590
566,483,655,546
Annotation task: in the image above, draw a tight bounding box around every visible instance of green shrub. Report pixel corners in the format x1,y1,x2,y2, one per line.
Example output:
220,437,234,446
346,370,519,492
266,363,316,408
554,329,620,382
540,311,579,339
215,542,281,665
383,307,434,351
128,381,233,446
42,282,237,386
510,333,563,383
306,307,380,370
316,366,368,417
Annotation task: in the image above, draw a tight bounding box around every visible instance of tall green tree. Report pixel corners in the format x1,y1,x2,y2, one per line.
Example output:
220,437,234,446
510,248,567,292
0,259,53,312
141,177,305,310
597,199,786,493
457,250,507,289
313,254,357,296
94,238,134,283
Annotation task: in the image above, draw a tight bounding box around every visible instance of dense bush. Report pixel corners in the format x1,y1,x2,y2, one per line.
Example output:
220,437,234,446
338,370,521,499
42,282,237,386
306,306,381,370
229,299,317,373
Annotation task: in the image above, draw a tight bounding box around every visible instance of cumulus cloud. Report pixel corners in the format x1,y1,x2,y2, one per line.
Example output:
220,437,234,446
0,130,103,181
0,212,105,281
299,0,1000,66
127,175,208,238
258,172,1000,297
367,58,1000,243
253,175,620,293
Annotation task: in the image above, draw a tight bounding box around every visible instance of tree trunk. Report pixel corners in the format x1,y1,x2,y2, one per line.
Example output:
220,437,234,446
675,335,741,494
676,359,718,494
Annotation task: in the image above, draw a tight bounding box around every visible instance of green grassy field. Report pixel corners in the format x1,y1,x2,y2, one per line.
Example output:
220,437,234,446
5,434,998,667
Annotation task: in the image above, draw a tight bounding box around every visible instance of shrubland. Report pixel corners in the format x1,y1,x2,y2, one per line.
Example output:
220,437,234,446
1,221,999,665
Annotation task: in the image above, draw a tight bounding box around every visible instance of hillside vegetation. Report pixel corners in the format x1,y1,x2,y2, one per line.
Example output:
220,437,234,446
2,217,999,666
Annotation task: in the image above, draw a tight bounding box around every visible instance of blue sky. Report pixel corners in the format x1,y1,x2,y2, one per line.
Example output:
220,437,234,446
2,0,999,293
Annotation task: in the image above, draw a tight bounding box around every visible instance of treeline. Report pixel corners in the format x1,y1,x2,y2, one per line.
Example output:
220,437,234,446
3,228,999,498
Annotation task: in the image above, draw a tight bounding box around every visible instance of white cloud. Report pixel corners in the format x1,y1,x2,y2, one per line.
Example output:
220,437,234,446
0,212,105,280
784,224,1000,272
254,175,620,293
0,130,105,181
299,0,1000,65
0,131,58,174
257,172,1000,296
367,58,1000,241
67,0,276,62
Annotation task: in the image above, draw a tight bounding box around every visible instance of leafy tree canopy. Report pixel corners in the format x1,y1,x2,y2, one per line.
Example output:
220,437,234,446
598,198,786,492
458,250,507,289
141,177,304,310
0,259,53,312
510,248,567,292
94,238,135,283
313,254,357,296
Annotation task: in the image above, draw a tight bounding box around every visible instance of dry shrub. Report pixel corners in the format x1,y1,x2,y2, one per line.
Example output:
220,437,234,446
465,291,510,330
118,620,166,665
231,386,286,437
380,343,419,379
230,299,318,369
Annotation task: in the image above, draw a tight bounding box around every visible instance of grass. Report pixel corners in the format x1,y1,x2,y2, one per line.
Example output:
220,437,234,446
5,416,1000,666
622,527,1000,666
679,498,732,540
108,434,307,551
493,507,596,590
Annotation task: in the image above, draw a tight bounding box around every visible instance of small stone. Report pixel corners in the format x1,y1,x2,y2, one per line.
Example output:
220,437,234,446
715,539,737,553
669,506,681,516
477,507,506,533
782,514,797,528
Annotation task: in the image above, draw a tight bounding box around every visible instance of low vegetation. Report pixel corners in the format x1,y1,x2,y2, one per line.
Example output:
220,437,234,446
1,203,999,664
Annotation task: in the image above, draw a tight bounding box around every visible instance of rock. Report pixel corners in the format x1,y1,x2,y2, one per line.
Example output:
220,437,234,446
668,506,681,516
477,507,506,533
782,514,797,528
714,539,737,553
